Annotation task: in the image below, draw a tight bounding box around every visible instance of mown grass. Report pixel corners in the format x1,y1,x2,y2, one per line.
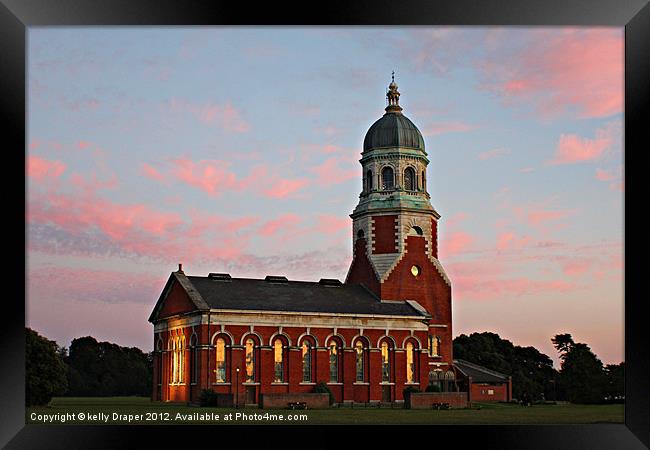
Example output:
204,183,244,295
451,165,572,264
26,397,624,425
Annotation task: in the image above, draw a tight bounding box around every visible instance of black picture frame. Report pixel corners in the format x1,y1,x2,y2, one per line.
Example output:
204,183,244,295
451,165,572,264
2,0,648,448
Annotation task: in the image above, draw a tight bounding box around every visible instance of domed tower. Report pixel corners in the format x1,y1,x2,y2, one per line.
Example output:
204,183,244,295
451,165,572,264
346,75,453,366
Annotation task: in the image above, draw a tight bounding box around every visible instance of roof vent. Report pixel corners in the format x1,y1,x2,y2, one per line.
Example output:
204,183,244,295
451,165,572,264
319,278,342,287
208,273,232,281
265,275,288,283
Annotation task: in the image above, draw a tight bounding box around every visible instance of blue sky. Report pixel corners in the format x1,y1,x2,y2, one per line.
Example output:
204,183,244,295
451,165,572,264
27,27,623,366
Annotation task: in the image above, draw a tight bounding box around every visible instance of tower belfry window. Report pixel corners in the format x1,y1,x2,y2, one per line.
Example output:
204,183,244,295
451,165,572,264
404,167,415,191
381,167,394,190
366,170,373,192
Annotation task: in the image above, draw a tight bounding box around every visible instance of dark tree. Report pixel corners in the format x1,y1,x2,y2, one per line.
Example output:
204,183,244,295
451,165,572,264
66,336,152,397
552,333,608,404
453,331,557,401
26,328,68,406
604,362,624,399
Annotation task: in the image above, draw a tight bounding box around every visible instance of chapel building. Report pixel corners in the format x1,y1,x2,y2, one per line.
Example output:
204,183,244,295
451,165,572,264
148,77,459,405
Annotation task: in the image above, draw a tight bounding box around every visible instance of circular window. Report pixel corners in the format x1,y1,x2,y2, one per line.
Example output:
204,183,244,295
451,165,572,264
411,265,421,277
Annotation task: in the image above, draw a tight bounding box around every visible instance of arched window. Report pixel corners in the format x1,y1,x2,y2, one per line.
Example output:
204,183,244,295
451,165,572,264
444,370,456,392
404,167,415,191
381,341,391,382
411,226,423,236
406,341,415,383
429,335,441,357
302,341,313,382
381,166,394,190
170,339,177,384
190,334,198,385
357,229,365,239
421,170,426,190
329,341,340,382
244,338,256,382
179,336,185,384
366,170,373,192
355,340,366,382
215,337,227,383
156,339,163,388
273,339,285,382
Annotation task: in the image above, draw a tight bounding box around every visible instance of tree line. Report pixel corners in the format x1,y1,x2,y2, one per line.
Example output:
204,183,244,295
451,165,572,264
453,331,624,404
26,328,152,407
26,327,623,406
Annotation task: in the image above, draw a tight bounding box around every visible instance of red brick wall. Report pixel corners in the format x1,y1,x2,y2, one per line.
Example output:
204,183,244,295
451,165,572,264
431,218,438,259
157,280,195,319
470,383,509,402
153,320,432,404
260,393,330,409
346,237,381,296
409,392,468,409
380,235,453,364
372,215,397,254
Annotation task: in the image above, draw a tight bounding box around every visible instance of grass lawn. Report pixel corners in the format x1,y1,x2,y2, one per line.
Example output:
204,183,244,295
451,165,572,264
26,397,624,425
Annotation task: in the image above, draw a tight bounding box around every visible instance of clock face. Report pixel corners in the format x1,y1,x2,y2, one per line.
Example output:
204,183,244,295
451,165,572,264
411,265,420,277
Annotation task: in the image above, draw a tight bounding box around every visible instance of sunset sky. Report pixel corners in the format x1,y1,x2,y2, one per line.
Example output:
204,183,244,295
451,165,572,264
26,27,624,367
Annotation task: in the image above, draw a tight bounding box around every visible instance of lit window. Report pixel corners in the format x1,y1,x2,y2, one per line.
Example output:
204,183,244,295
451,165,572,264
245,338,255,382
215,338,226,383
190,335,197,384
488,389,494,395
170,339,177,384
406,342,415,383
428,335,440,357
179,336,185,383
355,341,365,382
302,342,312,382
381,167,394,190
381,341,390,382
404,167,415,191
329,342,339,382
274,339,284,382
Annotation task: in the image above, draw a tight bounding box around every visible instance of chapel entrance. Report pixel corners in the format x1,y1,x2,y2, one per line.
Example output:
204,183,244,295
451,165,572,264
382,385,391,402
245,386,256,404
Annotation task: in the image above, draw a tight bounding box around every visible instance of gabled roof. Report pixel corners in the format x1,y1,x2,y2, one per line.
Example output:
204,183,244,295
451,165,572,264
453,358,510,383
149,271,431,322
148,271,211,323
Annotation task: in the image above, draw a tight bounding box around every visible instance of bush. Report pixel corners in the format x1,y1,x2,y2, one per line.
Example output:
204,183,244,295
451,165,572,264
199,389,218,407
403,386,420,408
425,383,441,392
312,381,334,405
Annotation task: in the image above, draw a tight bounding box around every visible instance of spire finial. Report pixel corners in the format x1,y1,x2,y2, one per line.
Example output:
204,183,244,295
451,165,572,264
385,73,402,113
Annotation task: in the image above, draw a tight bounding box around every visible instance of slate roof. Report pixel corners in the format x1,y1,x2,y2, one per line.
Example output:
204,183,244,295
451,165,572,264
185,275,428,317
453,359,510,383
363,111,426,152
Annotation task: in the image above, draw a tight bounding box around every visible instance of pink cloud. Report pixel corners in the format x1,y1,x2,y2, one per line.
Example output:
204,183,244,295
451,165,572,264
496,232,532,251
595,168,616,181
27,155,66,181
513,204,575,227
168,98,250,133
141,163,166,182
550,127,613,165
309,157,358,186
479,29,623,119
440,231,474,257
169,158,240,196
259,214,302,236
422,121,473,136
563,259,592,277
478,148,510,160
315,214,350,235
262,178,309,199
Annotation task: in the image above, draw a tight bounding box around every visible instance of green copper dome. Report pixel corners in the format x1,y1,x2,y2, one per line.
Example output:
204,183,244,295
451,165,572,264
363,112,425,152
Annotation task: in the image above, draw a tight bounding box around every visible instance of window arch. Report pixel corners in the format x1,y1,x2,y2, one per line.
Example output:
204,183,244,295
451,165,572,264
244,337,257,383
300,338,315,383
380,340,393,382
190,334,198,385
366,170,373,192
357,229,365,240
273,337,287,383
428,335,441,357
353,337,369,382
381,166,394,190
405,340,418,383
327,338,342,383
214,337,227,383
404,167,416,191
